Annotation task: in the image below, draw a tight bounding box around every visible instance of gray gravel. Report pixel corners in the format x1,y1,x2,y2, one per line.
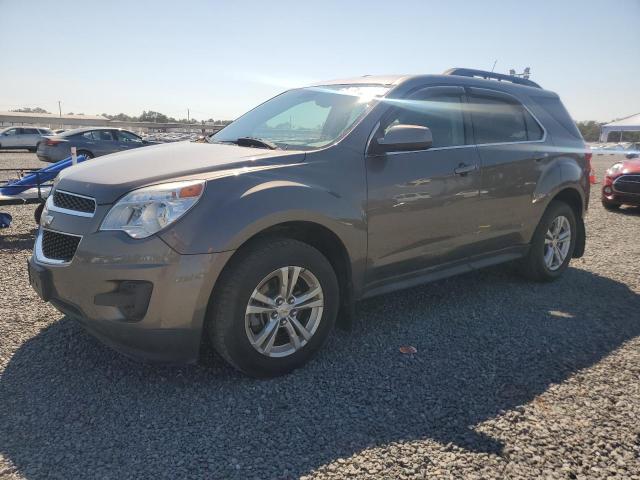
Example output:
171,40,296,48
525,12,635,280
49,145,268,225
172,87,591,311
1,151,639,480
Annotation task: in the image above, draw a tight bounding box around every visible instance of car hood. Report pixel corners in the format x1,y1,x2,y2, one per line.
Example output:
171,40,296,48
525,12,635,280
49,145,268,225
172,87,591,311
619,158,640,175
55,141,305,204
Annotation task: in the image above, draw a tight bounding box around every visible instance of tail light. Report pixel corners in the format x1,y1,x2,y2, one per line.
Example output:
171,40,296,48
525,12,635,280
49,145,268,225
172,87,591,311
585,146,596,184
45,138,62,146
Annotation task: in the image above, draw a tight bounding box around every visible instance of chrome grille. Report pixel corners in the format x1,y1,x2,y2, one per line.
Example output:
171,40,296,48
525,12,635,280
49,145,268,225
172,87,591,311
41,230,81,262
53,190,96,215
613,175,640,195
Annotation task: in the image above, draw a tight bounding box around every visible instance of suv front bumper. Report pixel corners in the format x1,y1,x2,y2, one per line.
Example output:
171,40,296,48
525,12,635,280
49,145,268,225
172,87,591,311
29,227,233,363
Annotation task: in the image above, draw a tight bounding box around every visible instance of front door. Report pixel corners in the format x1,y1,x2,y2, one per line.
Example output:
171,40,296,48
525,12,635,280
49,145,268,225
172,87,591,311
365,86,483,286
1,128,21,147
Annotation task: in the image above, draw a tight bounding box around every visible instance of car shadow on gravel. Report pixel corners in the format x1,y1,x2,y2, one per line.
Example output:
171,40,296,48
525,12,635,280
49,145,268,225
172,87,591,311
1,267,639,479
0,229,37,251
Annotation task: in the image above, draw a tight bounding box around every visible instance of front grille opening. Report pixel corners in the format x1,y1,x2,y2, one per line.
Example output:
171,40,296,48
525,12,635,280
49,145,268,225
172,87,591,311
41,230,81,262
53,191,96,214
614,175,640,195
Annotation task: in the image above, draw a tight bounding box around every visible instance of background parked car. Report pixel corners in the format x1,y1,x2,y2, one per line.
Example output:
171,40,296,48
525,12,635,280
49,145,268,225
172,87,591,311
0,126,53,152
36,127,154,162
601,156,640,210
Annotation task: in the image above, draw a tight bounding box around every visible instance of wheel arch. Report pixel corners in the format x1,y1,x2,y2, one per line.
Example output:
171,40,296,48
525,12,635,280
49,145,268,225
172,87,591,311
214,220,356,330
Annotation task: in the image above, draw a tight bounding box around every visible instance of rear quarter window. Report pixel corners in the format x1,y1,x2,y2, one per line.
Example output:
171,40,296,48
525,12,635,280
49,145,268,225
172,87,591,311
531,95,583,140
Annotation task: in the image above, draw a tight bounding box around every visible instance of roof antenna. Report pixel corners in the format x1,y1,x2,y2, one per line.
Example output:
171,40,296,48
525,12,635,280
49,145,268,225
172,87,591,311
491,60,497,72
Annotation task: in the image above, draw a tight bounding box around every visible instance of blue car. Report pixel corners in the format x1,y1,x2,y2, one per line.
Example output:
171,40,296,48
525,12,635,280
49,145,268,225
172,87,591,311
36,127,153,162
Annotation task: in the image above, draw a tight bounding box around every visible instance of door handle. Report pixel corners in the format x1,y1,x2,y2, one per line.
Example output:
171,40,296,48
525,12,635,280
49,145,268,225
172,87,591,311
454,163,477,175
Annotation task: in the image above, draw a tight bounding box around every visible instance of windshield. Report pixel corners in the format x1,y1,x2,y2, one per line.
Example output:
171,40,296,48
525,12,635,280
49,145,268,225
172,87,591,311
210,85,389,150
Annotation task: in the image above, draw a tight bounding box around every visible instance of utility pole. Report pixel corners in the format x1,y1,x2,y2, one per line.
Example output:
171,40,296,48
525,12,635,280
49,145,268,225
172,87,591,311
58,101,62,118
187,108,190,122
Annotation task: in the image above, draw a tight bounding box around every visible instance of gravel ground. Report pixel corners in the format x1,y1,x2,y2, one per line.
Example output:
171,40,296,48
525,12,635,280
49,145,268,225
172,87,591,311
1,151,639,480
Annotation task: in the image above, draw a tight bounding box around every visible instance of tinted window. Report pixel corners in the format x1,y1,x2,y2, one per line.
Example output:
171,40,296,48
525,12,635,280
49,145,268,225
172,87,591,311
3,128,18,136
82,131,98,140
532,95,582,139
382,93,466,148
96,130,114,141
23,128,39,134
470,95,543,144
116,131,142,142
38,128,53,135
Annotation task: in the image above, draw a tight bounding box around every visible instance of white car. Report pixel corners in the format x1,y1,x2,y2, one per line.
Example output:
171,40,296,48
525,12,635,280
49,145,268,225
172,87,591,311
0,126,53,152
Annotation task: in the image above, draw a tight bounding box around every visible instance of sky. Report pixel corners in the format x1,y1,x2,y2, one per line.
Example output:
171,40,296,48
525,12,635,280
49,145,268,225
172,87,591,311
0,0,638,122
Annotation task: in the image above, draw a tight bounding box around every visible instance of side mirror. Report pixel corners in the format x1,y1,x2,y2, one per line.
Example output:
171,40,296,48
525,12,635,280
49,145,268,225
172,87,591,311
375,125,433,153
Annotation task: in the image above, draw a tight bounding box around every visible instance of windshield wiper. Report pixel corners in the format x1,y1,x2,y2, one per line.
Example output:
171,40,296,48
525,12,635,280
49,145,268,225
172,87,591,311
235,137,279,150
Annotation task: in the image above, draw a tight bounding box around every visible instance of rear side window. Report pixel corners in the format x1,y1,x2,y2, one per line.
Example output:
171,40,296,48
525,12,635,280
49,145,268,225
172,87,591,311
532,95,582,140
38,128,52,135
469,94,543,144
23,128,39,134
382,92,466,148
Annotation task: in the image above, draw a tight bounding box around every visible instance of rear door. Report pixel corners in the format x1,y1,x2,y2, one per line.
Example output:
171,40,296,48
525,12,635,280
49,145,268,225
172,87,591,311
21,127,41,147
467,88,547,251
365,86,485,285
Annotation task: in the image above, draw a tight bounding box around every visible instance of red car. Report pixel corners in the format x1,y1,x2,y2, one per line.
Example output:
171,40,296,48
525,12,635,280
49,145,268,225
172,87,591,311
602,154,640,210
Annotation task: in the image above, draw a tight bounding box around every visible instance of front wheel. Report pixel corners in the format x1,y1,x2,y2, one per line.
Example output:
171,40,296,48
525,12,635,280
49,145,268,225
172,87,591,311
602,199,620,210
209,238,339,377
520,201,577,282
77,150,94,159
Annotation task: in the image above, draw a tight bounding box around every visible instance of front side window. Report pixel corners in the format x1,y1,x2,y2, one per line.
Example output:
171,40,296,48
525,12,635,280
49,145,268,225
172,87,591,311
381,92,467,148
3,128,18,136
469,94,543,144
116,131,142,142
210,85,389,150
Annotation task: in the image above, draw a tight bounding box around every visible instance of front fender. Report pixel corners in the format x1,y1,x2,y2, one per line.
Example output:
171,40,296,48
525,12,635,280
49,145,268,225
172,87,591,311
160,177,366,265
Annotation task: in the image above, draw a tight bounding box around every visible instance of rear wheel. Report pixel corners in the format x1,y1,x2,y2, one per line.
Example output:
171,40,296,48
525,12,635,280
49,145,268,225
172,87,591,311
209,238,339,377
520,201,576,282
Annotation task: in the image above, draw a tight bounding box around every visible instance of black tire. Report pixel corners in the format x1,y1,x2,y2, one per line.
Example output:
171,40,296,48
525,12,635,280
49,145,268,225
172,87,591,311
77,150,94,159
28,147,37,153
209,237,339,378
601,199,620,210
520,201,577,282
34,202,45,224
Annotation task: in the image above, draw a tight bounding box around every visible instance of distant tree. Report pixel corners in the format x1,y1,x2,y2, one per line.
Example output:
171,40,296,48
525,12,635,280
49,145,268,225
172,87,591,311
11,107,50,114
139,110,169,123
575,121,602,142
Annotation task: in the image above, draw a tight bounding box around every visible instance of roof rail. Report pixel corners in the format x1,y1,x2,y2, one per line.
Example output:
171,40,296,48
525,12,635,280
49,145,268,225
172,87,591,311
443,68,542,89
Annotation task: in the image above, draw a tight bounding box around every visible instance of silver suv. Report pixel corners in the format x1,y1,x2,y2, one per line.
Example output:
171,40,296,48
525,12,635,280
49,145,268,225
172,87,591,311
28,68,590,377
0,126,53,152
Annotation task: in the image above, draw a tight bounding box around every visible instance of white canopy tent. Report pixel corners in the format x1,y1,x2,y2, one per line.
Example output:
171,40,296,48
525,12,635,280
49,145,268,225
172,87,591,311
599,113,640,142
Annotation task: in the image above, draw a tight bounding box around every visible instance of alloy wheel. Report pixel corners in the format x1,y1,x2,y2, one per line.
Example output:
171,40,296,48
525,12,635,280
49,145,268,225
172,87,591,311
244,266,324,357
544,215,571,271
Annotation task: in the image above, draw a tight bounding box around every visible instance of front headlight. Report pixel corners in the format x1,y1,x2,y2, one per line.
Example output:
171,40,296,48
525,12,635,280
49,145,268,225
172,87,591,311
101,180,205,239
